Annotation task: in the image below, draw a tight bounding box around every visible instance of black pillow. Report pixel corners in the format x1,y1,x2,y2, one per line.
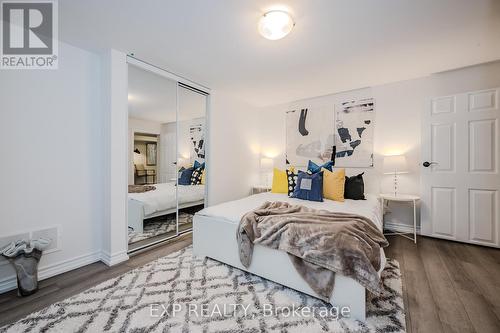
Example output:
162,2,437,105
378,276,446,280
286,169,298,197
190,167,203,185
344,172,365,200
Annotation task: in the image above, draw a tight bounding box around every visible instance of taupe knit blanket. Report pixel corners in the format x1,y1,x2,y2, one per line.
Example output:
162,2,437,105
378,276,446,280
128,185,156,193
237,201,388,301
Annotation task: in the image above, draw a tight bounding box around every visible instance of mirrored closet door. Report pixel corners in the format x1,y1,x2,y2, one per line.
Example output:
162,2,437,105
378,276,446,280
176,84,208,234
127,63,179,252
127,59,208,253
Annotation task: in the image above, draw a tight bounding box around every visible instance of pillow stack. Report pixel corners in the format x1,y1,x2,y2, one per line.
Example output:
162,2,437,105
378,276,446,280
271,167,295,194
270,160,366,202
344,173,365,200
178,161,206,185
285,169,298,196
178,166,194,185
321,167,345,202
190,161,205,185
291,171,324,202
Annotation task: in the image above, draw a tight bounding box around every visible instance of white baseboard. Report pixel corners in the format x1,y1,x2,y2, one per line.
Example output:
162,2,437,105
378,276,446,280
100,250,129,266
384,221,421,235
0,251,102,294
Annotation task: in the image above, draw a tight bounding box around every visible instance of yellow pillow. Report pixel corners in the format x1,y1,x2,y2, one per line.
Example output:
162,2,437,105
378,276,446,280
201,169,205,185
321,167,345,202
271,167,295,193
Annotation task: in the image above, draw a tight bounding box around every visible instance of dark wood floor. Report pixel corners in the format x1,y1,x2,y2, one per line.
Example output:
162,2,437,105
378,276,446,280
0,234,499,332
384,236,500,333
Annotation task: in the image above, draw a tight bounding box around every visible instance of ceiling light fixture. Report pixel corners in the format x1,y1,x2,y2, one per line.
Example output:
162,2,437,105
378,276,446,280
258,10,294,40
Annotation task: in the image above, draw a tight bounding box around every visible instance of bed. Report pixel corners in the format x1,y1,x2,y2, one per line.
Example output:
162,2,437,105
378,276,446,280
128,182,205,233
193,192,385,321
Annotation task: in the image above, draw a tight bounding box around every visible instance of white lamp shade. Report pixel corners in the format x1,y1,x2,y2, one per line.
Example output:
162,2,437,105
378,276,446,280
177,157,190,168
383,155,408,174
260,158,274,172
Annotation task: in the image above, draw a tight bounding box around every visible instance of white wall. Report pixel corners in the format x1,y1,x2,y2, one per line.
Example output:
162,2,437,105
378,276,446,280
101,49,129,266
0,42,104,290
256,60,500,230
207,92,260,205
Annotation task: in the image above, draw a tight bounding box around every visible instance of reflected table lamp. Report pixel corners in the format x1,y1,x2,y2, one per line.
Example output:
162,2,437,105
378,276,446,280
260,158,274,187
383,155,408,197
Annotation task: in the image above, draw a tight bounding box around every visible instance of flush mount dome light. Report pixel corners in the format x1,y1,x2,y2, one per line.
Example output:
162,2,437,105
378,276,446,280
258,10,294,40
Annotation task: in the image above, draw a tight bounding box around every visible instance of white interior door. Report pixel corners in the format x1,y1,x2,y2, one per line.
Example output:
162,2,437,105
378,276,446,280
421,88,500,247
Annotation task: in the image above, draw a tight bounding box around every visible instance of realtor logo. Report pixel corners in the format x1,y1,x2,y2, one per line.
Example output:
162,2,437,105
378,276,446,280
1,0,58,69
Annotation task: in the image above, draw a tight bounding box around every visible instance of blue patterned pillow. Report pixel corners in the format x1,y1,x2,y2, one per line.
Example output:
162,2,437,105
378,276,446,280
307,160,334,174
291,171,324,202
193,160,205,169
178,167,194,185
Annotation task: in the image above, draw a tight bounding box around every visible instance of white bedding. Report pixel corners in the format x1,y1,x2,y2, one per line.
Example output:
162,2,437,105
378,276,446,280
199,192,383,230
129,182,205,217
196,192,386,283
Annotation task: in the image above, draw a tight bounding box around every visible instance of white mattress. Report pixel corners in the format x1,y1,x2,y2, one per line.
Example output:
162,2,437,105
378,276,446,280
197,192,386,275
129,182,205,217
199,192,383,231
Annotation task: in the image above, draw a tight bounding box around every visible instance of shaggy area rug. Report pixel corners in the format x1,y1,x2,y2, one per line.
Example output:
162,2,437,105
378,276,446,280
128,213,193,244
1,247,405,333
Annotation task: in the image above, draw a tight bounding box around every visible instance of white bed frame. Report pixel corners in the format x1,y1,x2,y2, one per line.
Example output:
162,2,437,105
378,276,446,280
129,199,205,234
193,214,378,321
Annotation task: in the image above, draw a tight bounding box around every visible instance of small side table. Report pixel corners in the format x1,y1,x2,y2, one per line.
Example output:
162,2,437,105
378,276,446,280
380,193,420,243
252,185,271,195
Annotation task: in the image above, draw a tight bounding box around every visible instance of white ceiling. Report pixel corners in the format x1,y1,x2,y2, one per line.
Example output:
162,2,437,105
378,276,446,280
60,0,500,107
128,65,206,123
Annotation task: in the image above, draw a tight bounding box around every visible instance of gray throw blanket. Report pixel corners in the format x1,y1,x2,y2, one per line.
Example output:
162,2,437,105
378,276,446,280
128,185,156,193
237,201,389,301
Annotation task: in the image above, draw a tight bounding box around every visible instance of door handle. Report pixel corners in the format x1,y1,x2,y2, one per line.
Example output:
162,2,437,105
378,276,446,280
423,161,438,167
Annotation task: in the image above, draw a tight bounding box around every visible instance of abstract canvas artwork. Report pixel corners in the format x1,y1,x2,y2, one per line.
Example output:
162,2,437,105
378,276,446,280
285,98,375,168
286,107,335,166
189,122,205,160
334,98,375,167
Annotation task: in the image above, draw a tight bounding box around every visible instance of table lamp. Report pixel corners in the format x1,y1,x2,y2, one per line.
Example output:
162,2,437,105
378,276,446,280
383,154,408,196
260,158,274,187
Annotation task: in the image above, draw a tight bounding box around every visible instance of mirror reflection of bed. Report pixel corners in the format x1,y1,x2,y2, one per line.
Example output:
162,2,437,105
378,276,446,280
127,64,207,252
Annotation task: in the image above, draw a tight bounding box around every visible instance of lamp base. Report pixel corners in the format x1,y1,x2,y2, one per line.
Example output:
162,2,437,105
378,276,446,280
393,173,398,197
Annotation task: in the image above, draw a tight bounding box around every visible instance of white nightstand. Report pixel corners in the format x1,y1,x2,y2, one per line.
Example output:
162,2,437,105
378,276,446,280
379,193,420,243
252,185,271,195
